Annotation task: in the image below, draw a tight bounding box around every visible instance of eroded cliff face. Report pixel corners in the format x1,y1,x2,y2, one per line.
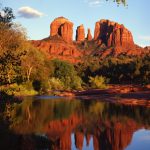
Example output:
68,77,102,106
31,17,150,63
50,17,73,43
94,19,134,48
76,25,85,42
93,20,150,57
87,28,92,41
32,38,82,63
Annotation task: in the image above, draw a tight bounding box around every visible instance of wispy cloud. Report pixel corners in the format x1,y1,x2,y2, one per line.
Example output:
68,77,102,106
84,0,104,7
18,6,44,19
138,36,150,41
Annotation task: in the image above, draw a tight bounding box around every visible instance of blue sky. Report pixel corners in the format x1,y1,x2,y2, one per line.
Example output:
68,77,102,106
2,0,150,47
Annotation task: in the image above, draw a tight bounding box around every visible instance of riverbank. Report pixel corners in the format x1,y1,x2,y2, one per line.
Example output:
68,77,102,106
56,84,150,106
1,84,150,103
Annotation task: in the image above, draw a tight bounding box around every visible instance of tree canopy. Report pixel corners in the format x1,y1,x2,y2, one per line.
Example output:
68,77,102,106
107,0,127,6
0,6,15,25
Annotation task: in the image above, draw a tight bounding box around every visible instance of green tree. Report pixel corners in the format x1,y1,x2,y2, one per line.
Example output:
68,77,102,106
52,59,82,89
0,6,15,25
21,44,46,82
0,23,27,84
106,0,127,6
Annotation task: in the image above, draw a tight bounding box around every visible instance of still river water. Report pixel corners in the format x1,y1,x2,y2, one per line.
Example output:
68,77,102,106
1,96,150,150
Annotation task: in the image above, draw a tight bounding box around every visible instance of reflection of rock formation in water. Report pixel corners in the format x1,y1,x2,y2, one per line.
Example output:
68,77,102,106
75,132,84,150
43,115,140,150
7,100,150,150
93,120,140,150
44,114,83,150
86,134,92,146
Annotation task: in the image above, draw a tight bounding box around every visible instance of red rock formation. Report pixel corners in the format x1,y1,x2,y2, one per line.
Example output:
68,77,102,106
96,119,140,150
145,46,150,50
96,44,149,58
87,28,92,41
76,24,85,42
93,136,99,150
92,19,150,57
31,17,150,62
50,17,73,43
94,21,101,41
86,134,91,146
107,25,134,48
75,132,84,150
32,38,82,63
43,111,141,150
44,114,83,150
94,19,134,48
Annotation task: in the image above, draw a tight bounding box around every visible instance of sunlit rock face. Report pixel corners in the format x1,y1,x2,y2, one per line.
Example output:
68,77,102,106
93,19,150,57
94,19,134,48
50,17,73,43
31,17,84,63
75,132,84,150
145,46,150,50
31,17,150,63
76,25,85,42
32,39,82,63
87,28,92,41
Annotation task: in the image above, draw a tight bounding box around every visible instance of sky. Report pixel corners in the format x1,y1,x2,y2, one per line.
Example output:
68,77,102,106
1,0,150,47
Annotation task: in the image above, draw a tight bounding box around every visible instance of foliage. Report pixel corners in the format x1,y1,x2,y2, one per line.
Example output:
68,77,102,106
1,5,150,98
21,44,51,82
0,7,53,93
76,55,150,85
0,83,38,96
106,0,127,6
52,59,82,90
89,76,108,89
6,99,81,132
0,23,27,84
49,77,64,90
5,98,150,137
0,7,15,25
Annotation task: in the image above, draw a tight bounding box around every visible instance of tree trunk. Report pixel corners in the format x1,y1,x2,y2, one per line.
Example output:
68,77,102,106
27,67,33,81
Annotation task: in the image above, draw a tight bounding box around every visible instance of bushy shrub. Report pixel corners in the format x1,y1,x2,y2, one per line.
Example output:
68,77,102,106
49,77,64,90
0,83,38,96
70,76,82,90
89,76,108,89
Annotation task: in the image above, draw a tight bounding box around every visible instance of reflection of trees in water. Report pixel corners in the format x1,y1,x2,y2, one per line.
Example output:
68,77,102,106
9,98,81,133
4,98,150,150
8,98,150,133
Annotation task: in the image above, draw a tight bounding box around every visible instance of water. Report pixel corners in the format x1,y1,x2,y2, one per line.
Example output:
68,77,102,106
0,96,150,150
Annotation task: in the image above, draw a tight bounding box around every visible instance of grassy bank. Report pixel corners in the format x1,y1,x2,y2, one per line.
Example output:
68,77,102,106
0,83,38,97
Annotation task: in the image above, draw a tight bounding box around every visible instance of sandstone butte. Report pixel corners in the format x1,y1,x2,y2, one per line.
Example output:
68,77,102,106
87,28,92,41
76,24,85,42
31,17,150,63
